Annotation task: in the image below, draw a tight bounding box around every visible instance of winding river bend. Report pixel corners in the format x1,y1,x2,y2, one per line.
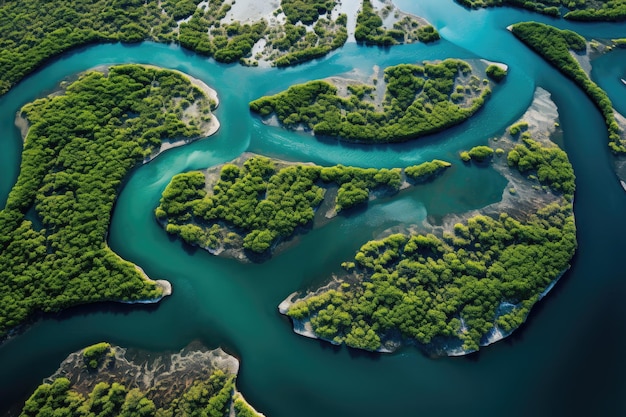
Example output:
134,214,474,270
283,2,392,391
1,1,626,416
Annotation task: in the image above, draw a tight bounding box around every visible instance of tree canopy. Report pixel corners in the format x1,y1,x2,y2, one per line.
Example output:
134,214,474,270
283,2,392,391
250,59,493,143
512,21,626,154
285,134,576,353
156,156,451,257
0,64,214,337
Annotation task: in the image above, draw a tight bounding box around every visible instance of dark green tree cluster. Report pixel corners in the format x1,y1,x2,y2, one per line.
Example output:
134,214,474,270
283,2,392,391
156,156,405,255
0,0,350,96
179,14,267,64
405,160,452,182
19,369,256,417
354,0,438,46
512,22,626,154
280,0,336,25
485,64,507,83
460,145,495,162
508,135,576,200
416,25,441,43
0,0,170,95
272,14,348,67
0,65,213,337
83,342,114,370
355,0,405,46
250,59,492,143
456,0,626,21
286,137,576,353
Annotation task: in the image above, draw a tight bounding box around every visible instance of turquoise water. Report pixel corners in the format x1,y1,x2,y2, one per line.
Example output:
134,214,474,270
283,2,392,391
1,2,626,416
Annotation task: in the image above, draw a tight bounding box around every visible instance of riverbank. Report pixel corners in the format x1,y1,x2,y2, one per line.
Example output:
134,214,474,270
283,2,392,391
280,87,576,356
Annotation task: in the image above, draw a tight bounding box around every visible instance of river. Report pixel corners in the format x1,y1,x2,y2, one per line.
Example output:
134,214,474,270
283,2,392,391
1,1,626,416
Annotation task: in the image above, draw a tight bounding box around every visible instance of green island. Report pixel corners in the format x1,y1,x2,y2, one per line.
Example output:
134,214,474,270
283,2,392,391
460,145,496,162
511,22,626,154
250,59,498,143
19,342,263,417
355,0,439,46
456,0,626,20
156,154,451,259
0,0,439,96
280,88,577,354
0,64,218,338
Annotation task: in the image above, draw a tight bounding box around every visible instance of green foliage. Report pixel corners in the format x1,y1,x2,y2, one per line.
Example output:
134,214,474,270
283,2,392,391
507,136,575,200
0,65,212,337
157,157,406,255
354,0,436,46
456,0,626,21
281,0,336,25
0,0,350,96
512,22,626,154
250,59,492,143
508,121,529,136
416,25,441,43
467,145,495,162
485,64,507,83
355,0,399,46
286,133,576,353
288,202,576,352
19,367,261,417
83,342,113,369
405,160,452,182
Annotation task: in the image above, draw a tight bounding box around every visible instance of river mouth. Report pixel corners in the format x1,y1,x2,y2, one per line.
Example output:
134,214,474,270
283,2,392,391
2,2,626,417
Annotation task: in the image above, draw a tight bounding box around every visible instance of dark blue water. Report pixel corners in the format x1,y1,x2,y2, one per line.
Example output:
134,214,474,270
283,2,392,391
1,2,626,416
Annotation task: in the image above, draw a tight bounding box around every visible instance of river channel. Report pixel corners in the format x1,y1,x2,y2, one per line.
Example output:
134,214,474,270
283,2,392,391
1,1,626,416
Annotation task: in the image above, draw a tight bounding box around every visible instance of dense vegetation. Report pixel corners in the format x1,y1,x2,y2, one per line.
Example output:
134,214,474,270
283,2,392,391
250,59,494,143
20,369,256,417
281,0,337,25
355,0,439,46
508,135,576,200
271,14,348,67
83,342,114,370
0,65,213,337
405,160,452,182
286,135,576,353
512,22,626,153
456,0,626,21
19,343,262,417
460,145,495,162
156,156,427,255
486,64,507,83
0,0,350,95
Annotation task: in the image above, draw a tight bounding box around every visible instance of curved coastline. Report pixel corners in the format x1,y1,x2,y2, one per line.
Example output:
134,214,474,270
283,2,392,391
279,87,576,357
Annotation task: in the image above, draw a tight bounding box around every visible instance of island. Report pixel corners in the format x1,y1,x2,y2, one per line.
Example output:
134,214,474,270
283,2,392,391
279,88,577,355
250,59,501,143
511,22,626,155
155,154,451,261
0,0,438,96
0,64,218,339
456,0,626,21
19,342,263,417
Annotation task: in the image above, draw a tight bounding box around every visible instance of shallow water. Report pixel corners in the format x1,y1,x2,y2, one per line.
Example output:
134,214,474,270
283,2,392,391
1,2,626,416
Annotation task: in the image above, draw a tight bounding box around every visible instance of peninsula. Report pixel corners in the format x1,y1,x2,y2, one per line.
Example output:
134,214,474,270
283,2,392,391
250,59,501,143
156,153,451,261
0,64,218,339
